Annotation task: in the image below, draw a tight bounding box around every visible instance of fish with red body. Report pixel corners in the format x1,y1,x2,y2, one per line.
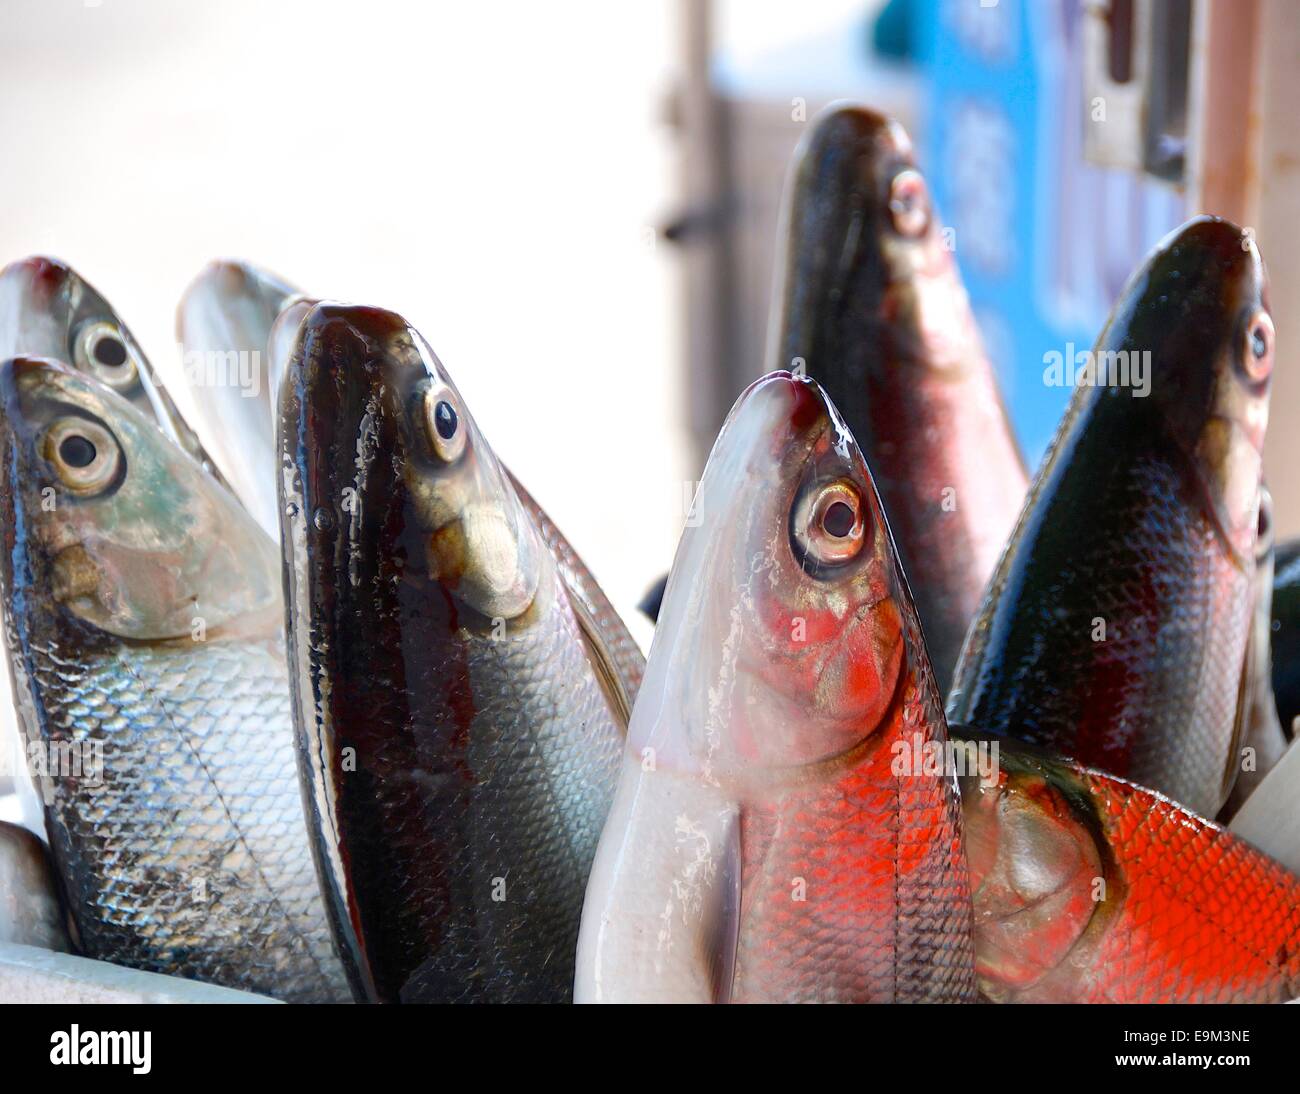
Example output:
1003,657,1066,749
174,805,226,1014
959,729,1300,1002
576,371,977,1003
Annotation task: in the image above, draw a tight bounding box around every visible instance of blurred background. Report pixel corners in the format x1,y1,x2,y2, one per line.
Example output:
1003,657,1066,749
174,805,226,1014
1,0,1298,827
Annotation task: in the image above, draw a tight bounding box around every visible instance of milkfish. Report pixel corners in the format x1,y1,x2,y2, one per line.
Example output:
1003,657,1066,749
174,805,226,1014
181,261,644,694
948,217,1273,818
277,303,629,1003
575,371,977,1003
767,105,1027,692
0,356,349,1001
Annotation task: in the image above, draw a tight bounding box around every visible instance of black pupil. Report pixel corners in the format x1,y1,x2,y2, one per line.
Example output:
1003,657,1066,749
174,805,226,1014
93,334,127,368
1251,326,1268,359
822,500,856,538
59,434,97,469
434,400,458,440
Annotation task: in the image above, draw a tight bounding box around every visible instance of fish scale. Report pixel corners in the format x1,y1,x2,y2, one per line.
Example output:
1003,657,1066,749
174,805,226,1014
14,620,350,1002
949,217,1269,819
960,734,1300,1003
732,668,974,1003
316,564,623,1003
982,453,1245,799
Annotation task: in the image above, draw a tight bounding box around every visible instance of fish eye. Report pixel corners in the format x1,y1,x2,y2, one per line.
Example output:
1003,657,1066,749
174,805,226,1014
422,384,467,463
74,321,139,390
42,417,121,497
887,169,930,238
1241,311,1273,382
792,479,866,572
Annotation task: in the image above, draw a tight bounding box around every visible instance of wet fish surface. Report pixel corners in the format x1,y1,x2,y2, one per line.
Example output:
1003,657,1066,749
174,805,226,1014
184,262,645,696
768,105,1027,692
576,371,976,1003
957,729,1300,1003
0,357,349,1002
948,217,1273,818
278,303,628,1003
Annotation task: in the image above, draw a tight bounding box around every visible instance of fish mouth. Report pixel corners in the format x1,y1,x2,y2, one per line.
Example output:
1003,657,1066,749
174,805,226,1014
0,255,73,305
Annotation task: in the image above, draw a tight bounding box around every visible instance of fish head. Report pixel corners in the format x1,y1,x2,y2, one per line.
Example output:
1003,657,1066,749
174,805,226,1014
279,303,541,625
777,104,971,376
0,257,183,433
0,356,279,639
178,259,297,345
177,259,300,402
1113,217,1272,565
643,371,923,782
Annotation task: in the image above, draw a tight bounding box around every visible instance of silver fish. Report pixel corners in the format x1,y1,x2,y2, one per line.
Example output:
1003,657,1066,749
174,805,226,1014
0,256,228,489
0,356,349,1001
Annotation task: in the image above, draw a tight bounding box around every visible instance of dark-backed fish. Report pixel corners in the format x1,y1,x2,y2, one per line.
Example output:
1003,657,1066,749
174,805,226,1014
948,217,1272,817
768,105,1027,691
278,303,628,1002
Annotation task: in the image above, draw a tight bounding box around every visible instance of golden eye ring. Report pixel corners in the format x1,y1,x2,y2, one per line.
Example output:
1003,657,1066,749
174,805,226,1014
73,321,139,390
422,383,467,463
42,417,121,497
792,479,866,569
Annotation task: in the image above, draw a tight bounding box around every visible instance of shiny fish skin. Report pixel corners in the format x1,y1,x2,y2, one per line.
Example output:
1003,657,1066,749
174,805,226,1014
768,105,1026,692
0,256,230,492
0,357,349,1002
948,217,1272,818
1223,484,1287,818
181,261,645,698
576,372,976,1003
176,260,298,538
958,730,1300,1003
278,303,626,1003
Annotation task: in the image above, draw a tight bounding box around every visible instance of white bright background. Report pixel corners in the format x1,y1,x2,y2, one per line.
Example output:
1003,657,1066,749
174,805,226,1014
0,0,697,827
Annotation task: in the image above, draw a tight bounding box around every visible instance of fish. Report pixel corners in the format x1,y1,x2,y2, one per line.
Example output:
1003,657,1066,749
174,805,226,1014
1230,738,1300,876
0,820,71,952
277,302,629,1003
1222,483,1288,818
183,262,645,696
958,728,1300,1002
1270,537,1300,740
948,217,1272,818
575,371,977,1003
0,256,229,491
0,356,350,1002
767,105,1027,692
176,260,300,538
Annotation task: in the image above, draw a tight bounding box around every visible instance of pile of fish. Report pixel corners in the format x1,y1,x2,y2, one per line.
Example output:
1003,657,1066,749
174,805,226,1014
0,104,1297,1005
